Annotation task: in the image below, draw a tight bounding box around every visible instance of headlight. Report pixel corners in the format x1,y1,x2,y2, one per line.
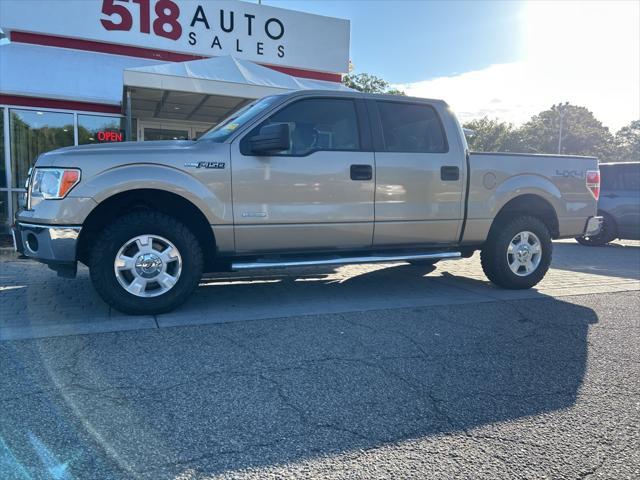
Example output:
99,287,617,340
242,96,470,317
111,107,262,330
29,168,81,201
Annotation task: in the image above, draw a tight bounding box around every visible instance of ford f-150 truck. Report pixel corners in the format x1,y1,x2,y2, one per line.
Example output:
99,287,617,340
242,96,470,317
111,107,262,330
13,90,603,314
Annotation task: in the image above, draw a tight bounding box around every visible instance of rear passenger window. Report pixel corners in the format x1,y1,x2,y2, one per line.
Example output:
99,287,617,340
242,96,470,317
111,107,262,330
377,102,447,153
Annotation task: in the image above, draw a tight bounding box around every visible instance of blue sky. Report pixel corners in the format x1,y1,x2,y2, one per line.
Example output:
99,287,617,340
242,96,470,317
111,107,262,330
266,0,524,83
264,0,639,131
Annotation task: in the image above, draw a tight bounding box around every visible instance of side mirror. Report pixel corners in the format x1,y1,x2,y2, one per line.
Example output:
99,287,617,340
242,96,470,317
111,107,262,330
249,123,290,155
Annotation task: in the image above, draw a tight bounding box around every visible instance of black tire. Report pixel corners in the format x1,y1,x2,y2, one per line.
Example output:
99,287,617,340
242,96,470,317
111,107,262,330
89,211,203,315
481,215,552,289
575,213,617,246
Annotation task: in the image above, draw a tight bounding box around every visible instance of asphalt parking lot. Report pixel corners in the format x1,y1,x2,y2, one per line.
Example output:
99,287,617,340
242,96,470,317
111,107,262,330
1,240,639,479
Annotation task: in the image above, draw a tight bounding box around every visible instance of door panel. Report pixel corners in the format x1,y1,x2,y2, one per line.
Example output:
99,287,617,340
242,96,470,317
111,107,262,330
600,164,640,239
374,151,464,245
619,197,640,239
231,222,375,252
371,100,465,246
610,189,640,239
617,165,640,239
231,150,375,252
230,97,375,253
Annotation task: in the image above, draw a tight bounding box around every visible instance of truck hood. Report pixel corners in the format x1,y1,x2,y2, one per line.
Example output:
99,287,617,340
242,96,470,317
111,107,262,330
34,140,225,168
43,140,194,158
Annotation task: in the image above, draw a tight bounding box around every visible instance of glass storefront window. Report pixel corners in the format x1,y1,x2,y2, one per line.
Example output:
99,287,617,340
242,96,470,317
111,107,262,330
78,114,125,145
9,109,74,188
1,107,5,188
0,191,7,228
143,127,189,141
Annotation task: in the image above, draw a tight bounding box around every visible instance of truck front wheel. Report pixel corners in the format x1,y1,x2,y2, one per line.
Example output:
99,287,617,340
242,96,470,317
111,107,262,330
89,211,203,315
480,216,552,289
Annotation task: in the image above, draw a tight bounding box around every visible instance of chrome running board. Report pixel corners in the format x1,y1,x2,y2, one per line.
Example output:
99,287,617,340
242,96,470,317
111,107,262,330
231,251,461,271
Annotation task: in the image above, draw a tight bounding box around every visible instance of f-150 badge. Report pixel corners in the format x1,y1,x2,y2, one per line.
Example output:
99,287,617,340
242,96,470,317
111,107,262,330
185,161,226,169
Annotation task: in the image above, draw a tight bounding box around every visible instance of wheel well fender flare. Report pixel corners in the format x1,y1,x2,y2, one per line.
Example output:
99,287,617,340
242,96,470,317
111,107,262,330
489,180,562,238
76,186,219,268
73,164,228,225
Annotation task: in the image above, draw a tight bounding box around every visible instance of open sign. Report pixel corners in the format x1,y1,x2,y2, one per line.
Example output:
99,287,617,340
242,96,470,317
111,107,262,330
97,131,123,142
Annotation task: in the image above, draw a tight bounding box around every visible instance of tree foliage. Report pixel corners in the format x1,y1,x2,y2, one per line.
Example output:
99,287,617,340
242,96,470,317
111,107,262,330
517,104,616,159
343,72,405,95
462,117,520,153
464,103,637,163
615,120,640,162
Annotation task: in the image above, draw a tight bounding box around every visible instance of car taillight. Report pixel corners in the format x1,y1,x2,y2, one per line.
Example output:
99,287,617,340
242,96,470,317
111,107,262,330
586,170,600,200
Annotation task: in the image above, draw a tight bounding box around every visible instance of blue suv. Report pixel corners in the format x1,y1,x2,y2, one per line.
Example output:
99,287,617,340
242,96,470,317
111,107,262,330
577,162,640,246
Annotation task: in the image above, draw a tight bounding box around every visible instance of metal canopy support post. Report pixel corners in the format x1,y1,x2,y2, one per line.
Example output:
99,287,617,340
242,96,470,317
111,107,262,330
125,89,133,141
3,107,13,225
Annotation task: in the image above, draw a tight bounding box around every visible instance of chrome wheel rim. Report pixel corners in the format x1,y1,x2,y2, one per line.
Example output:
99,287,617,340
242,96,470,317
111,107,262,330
114,234,182,297
507,231,542,277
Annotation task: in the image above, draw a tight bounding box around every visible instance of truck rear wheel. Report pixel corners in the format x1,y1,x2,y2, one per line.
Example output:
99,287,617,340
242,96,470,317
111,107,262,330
480,215,552,289
89,211,203,315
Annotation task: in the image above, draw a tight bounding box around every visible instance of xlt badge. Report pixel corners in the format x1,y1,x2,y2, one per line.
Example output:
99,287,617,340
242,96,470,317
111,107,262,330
185,161,226,169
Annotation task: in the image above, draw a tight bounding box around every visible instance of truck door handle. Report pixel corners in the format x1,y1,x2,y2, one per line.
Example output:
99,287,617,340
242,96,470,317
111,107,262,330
602,193,618,198
350,164,373,181
441,166,460,181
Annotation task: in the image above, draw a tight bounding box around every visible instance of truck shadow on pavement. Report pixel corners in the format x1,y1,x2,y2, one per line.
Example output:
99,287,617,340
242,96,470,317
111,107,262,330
0,265,600,479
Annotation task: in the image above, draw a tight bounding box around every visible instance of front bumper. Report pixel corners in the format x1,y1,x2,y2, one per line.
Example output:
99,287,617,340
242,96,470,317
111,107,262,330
584,216,603,236
12,222,81,277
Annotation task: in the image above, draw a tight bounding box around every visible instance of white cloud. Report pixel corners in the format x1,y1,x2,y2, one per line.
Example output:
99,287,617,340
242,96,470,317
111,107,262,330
397,1,640,131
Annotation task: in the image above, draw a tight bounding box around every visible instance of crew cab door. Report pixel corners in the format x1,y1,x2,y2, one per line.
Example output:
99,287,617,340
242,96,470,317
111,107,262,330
601,163,640,240
368,100,466,246
230,97,375,253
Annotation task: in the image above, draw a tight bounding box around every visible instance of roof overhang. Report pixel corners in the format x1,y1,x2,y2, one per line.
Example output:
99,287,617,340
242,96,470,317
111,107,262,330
124,55,351,124
124,70,291,100
124,55,349,100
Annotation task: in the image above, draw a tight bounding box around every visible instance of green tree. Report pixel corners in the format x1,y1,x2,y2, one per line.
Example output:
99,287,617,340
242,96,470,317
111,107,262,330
462,117,521,152
517,103,616,161
614,119,640,162
343,72,405,95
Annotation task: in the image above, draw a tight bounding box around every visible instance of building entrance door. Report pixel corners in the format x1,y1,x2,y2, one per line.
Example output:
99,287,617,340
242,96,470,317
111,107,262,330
138,121,211,141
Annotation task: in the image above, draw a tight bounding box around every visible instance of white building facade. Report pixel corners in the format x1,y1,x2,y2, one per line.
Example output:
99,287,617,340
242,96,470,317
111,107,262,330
0,0,350,229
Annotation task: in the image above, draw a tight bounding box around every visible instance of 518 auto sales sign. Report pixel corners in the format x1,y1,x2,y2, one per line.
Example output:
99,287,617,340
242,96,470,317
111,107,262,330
0,0,350,74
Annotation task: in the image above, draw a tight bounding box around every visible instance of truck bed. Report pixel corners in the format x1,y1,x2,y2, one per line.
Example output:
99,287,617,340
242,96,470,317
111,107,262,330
462,152,599,243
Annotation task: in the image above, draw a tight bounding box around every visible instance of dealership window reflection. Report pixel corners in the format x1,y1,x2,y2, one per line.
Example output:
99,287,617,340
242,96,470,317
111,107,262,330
1,108,6,188
9,109,74,188
0,192,7,227
78,114,125,145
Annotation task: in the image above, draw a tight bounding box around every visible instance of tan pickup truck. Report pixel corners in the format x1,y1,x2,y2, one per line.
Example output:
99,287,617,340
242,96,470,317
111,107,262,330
13,90,602,314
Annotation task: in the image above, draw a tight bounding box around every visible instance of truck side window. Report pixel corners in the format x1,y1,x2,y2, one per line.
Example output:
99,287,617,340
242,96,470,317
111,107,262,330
242,98,360,156
377,102,448,153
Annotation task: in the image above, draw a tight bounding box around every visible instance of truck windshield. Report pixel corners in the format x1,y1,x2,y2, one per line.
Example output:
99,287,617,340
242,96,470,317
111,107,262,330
198,95,282,143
